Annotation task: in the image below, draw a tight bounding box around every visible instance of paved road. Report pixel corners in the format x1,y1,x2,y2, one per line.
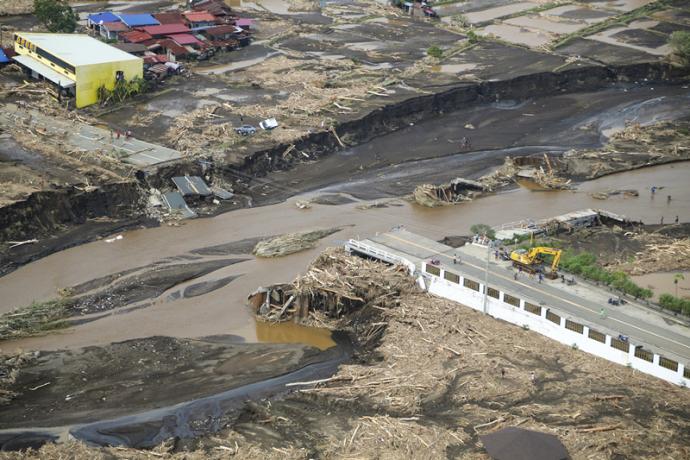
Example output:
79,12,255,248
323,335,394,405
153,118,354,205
0,104,181,166
365,230,690,363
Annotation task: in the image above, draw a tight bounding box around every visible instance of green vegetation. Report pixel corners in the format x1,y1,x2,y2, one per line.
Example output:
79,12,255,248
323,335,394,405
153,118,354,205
466,29,479,44
669,31,690,65
97,76,151,105
427,46,443,59
559,251,653,300
659,293,690,315
34,0,78,33
0,298,71,341
470,223,496,240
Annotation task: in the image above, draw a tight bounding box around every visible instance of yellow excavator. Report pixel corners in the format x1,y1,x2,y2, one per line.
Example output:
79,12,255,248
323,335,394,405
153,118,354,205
510,247,562,278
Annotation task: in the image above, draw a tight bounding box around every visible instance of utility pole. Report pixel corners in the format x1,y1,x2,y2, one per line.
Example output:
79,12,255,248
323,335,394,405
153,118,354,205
482,241,490,315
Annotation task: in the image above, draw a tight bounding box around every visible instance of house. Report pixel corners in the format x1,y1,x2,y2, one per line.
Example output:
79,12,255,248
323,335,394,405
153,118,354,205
203,24,237,40
116,13,160,28
121,30,154,44
138,24,191,37
168,33,204,48
183,11,217,30
156,39,193,61
192,0,235,19
236,18,252,30
12,32,142,108
112,43,149,56
153,11,186,25
100,21,129,40
87,12,120,30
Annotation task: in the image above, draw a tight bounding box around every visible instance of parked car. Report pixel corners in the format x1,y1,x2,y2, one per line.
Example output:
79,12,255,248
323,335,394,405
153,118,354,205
259,117,278,130
235,125,256,136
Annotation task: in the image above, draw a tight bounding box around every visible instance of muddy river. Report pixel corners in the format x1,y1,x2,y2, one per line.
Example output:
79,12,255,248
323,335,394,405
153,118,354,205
1,161,689,352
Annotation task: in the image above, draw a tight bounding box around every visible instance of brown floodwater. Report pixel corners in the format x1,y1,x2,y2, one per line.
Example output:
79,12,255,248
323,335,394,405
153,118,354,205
631,270,690,302
1,161,690,351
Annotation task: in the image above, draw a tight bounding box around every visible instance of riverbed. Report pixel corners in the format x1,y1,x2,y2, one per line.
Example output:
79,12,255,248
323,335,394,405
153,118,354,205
1,161,689,352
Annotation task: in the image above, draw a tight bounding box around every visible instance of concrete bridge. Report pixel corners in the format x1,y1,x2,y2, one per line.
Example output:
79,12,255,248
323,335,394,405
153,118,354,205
346,229,690,387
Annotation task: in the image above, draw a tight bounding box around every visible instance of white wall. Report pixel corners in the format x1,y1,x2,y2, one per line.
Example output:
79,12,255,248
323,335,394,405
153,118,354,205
423,262,689,387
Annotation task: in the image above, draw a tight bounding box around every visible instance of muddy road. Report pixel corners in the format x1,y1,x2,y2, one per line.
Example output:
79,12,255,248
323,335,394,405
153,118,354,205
254,83,690,202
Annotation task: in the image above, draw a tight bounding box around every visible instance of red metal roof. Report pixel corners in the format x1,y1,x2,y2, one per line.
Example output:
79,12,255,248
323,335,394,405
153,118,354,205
139,24,190,36
168,33,203,46
121,30,153,43
144,54,168,64
157,39,191,56
183,11,216,22
205,24,236,36
153,12,185,24
101,21,129,32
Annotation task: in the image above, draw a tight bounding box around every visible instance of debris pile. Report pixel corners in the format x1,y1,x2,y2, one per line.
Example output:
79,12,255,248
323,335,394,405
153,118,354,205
0,352,35,405
249,248,417,321
615,235,690,275
252,228,341,258
590,189,639,200
413,178,485,207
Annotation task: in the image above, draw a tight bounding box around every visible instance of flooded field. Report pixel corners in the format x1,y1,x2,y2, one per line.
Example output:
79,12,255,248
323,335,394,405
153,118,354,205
632,270,690,301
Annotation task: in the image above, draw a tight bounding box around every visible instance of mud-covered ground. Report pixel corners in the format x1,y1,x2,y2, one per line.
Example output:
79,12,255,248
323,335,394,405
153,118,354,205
3,250,689,459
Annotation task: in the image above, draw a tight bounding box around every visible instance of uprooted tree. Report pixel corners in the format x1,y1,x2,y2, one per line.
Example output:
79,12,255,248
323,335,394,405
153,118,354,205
34,0,78,33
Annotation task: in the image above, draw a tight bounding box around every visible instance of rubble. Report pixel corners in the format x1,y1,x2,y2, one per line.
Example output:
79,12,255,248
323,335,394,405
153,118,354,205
591,189,639,200
413,177,485,207
252,228,341,258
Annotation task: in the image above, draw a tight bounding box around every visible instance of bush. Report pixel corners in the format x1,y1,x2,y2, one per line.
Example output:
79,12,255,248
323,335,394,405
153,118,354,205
34,0,77,33
669,31,690,64
659,293,690,314
467,29,479,44
560,251,652,299
470,223,496,240
427,46,443,59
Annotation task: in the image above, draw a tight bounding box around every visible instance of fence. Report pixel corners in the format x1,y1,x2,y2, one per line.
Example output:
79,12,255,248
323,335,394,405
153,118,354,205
421,262,689,388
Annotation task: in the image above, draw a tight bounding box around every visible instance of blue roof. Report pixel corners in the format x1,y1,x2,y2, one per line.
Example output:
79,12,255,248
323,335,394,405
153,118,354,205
116,14,160,27
88,12,120,24
0,49,9,64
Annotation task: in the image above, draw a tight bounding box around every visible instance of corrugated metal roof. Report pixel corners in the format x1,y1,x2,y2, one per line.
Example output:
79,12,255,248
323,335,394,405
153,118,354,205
14,33,141,66
113,43,148,53
12,54,76,87
102,21,129,32
88,12,120,24
153,12,185,24
162,191,197,218
139,24,190,36
205,24,235,35
117,13,160,27
183,11,216,22
121,30,154,43
172,176,212,196
236,18,253,26
168,33,203,46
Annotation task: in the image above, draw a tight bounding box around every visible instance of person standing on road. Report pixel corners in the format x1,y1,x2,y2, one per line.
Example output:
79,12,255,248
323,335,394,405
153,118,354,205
538,273,543,284
599,308,607,319
676,216,679,224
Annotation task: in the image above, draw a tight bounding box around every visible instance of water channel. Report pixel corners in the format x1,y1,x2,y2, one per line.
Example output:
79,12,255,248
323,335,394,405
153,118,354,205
1,161,689,352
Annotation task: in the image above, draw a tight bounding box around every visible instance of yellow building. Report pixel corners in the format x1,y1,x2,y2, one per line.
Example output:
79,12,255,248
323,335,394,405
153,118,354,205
13,32,143,108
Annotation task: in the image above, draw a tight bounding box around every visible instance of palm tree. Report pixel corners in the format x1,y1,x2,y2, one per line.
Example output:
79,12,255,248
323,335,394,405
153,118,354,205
673,273,685,298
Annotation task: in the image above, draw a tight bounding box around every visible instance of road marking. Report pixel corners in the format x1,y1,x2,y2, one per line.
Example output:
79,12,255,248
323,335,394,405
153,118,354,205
387,233,690,354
